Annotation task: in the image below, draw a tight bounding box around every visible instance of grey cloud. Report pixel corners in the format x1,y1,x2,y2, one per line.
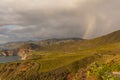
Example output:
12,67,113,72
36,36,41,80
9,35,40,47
0,0,120,43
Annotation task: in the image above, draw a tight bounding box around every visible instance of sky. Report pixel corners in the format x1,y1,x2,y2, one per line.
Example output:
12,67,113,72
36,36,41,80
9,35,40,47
0,0,120,43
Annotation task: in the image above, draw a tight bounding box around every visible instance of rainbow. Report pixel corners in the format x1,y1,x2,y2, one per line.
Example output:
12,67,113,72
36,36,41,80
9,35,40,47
83,15,96,39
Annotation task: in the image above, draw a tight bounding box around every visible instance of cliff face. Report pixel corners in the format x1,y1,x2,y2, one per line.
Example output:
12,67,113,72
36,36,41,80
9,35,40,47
0,48,32,60
0,50,18,56
18,43,40,60
18,48,32,60
0,43,40,60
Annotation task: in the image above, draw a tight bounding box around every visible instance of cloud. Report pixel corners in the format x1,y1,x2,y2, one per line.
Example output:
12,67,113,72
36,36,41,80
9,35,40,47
0,0,120,43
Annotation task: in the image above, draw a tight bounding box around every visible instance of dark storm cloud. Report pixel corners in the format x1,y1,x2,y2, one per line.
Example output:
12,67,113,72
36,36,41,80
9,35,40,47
0,0,120,43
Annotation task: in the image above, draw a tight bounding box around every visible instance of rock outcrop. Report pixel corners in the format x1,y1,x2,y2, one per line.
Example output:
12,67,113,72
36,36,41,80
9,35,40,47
18,43,40,60
0,49,18,56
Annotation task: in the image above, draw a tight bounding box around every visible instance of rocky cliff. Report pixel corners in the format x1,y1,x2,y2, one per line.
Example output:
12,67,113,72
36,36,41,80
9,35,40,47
17,43,40,60
0,43,40,60
0,49,18,56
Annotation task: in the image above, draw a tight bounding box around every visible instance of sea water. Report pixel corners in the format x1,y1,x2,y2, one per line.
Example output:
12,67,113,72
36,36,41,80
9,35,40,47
0,56,20,63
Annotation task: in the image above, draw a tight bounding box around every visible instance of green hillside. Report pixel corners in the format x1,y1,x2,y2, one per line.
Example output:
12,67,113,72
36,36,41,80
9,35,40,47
0,30,120,80
90,30,120,44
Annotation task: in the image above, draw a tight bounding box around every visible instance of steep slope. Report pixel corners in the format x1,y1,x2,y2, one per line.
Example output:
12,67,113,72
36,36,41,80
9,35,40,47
90,30,120,44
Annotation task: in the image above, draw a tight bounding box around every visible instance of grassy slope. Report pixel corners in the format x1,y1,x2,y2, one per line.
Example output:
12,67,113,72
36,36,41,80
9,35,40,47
0,30,120,80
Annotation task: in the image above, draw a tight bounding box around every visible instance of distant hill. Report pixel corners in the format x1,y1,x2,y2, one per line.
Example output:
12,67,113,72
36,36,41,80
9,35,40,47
0,38,83,49
19,43,40,50
0,41,33,50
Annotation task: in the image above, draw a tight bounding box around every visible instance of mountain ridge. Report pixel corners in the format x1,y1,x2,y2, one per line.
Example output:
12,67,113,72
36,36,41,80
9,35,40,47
0,38,83,49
